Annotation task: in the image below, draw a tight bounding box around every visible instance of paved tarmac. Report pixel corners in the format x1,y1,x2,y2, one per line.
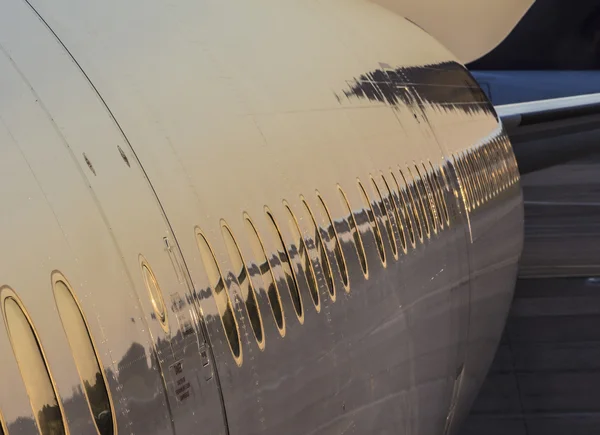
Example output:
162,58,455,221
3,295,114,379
460,156,600,435
519,156,600,278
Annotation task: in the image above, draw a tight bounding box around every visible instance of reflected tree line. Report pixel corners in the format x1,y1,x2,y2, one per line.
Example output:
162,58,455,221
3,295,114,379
14,322,212,435
6,341,170,435
5,211,371,435
6,378,106,435
10,371,113,435
338,61,492,116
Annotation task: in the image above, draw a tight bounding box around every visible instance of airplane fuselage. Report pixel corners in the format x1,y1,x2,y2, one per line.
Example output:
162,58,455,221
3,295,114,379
0,0,523,434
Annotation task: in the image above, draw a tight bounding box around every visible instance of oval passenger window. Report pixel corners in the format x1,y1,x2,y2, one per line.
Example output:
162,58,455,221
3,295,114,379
140,258,169,333
0,409,6,435
1,288,68,435
53,274,116,435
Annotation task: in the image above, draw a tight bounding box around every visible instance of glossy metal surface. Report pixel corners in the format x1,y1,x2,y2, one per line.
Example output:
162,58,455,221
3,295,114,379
0,0,523,434
374,0,534,64
52,272,115,435
1,288,69,435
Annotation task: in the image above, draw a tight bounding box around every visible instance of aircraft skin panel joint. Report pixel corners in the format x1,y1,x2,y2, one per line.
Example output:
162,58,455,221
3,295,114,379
0,1,525,434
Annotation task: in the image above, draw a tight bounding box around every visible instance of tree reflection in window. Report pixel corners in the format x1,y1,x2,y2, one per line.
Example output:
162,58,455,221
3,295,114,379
1,288,68,435
52,274,115,435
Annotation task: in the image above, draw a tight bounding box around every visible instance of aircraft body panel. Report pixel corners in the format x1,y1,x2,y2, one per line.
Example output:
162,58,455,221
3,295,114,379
0,1,523,434
372,0,534,64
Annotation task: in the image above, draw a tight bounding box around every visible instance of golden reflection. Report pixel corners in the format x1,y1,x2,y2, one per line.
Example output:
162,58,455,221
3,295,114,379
476,149,489,201
439,161,452,194
430,161,450,225
504,136,520,184
448,158,471,220
465,151,483,206
1,288,68,435
511,142,520,183
486,145,498,195
195,229,243,366
485,144,497,194
221,222,265,350
463,151,478,209
468,150,484,202
244,215,286,335
52,273,115,435
265,208,304,323
0,409,7,435
476,148,492,200
424,163,444,229
487,141,500,191
371,176,398,259
139,257,169,333
338,186,368,277
417,163,441,231
316,192,349,291
285,203,320,312
497,136,510,183
358,180,386,265
453,153,474,211
381,174,408,253
482,146,499,196
390,171,416,248
467,151,485,204
301,197,336,302
398,168,424,242
496,138,511,188
410,165,435,236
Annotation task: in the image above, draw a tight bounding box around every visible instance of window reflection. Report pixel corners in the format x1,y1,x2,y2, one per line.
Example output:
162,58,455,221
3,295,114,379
301,198,335,301
196,229,243,366
371,177,397,258
317,193,349,290
245,215,286,334
52,276,115,435
430,162,450,225
285,204,320,311
0,410,6,435
265,210,303,321
358,180,386,264
140,259,169,333
221,223,265,349
1,290,67,435
411,165,434,236
338,186,368,277
399,169,424,242
390,171,416,247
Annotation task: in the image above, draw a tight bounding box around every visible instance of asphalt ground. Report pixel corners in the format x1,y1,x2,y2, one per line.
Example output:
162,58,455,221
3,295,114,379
461,156,600,435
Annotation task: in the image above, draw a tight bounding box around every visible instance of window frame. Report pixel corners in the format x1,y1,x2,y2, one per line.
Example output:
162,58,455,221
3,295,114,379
51,271,117,435
0,285,70,435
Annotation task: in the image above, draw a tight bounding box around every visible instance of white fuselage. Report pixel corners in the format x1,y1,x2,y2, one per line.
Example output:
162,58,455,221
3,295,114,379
0,1,523,434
